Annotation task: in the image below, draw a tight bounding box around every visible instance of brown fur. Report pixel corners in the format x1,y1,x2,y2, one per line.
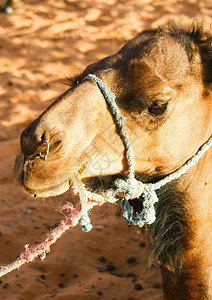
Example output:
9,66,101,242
15,23,212,299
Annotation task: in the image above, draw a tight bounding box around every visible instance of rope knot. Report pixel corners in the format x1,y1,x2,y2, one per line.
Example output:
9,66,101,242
120,184,159,227
114,177,139,196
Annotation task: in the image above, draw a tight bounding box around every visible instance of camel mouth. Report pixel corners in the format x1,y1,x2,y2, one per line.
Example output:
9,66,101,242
25,174,118,199
15,151,125,198
24,179,71,198
14,152,73,198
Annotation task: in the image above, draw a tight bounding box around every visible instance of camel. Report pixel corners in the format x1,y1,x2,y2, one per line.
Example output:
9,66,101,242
14,23,212,299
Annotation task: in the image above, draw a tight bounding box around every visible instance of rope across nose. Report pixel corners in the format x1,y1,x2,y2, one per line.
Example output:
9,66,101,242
84,74,156,229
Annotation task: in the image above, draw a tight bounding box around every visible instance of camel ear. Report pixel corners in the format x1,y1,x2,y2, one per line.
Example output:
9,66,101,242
202,46,212,94
197,29,212,94
169,23,212,95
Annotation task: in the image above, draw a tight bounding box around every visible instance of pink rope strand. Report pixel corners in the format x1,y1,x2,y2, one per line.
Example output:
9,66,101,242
0,176,104,278
0,176,142,278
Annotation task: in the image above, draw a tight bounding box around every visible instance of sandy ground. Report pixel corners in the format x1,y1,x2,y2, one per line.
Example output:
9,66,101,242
0,1,211,299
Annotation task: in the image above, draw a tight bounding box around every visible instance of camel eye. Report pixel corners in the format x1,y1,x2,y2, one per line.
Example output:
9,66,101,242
148,102,168,115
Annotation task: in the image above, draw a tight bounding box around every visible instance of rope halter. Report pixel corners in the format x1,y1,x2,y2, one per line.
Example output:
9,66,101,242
79,74,212,231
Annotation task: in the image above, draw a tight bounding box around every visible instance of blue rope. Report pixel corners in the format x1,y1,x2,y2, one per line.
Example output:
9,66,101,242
79,74,212,231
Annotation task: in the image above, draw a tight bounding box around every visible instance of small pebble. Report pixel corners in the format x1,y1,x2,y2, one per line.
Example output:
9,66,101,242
93,225,106,230
2,283,9,289
0,279,2,284
139,241,146,247
60,273,66,277
97,291,103,296
134,283,143,291
126,256,136,264
96,265,107,273
126,272,136,278
132,277,137,283
34,225,42,230
7,80,13,86
73,274,78,278
58,283,64,288
52,223,60,230
110,271,124,277
107,264,116,271
98,256,106,263
152,281,162,289
40,274,46,280
39,265,45,272
101,286,108,291
127,298,135,300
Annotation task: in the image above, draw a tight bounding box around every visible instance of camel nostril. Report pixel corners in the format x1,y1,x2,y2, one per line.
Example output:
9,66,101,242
39,139,49,160
38,139,62,160
20,118,44,156
49,140,62,154
41,133,46,142
21,117,64,158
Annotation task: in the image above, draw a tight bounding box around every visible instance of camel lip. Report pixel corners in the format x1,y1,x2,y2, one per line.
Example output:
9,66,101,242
14,151,74,198
24,176,94,198
24,179,71,198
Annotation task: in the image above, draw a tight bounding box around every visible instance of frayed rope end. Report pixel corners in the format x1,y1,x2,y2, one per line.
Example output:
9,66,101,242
79,209,93,232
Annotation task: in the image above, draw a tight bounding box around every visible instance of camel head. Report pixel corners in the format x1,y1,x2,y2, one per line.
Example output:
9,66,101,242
15,24,212,198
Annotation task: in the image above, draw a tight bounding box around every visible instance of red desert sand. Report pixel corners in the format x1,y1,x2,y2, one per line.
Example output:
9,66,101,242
0,0,211,299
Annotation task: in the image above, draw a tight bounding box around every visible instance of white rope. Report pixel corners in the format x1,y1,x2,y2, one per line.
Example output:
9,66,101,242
151,135,212,190
86,74,136,185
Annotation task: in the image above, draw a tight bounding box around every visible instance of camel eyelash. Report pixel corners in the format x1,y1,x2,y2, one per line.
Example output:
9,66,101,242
66,73,82,87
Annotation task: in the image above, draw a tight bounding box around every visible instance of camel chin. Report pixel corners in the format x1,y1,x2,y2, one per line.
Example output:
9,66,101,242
24,180,70,198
